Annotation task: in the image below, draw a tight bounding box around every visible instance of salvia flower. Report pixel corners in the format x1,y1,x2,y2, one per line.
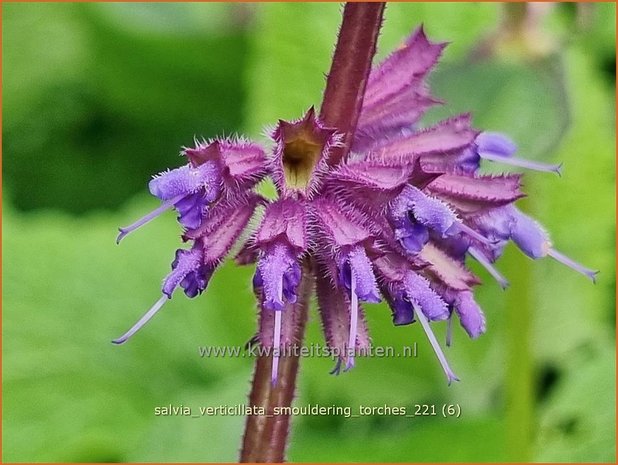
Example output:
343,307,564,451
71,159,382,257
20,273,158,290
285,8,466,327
114,26,596,385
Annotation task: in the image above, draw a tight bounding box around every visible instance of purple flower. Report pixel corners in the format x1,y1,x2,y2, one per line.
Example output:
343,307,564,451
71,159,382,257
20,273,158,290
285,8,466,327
114,26,596,385
116,138,266,242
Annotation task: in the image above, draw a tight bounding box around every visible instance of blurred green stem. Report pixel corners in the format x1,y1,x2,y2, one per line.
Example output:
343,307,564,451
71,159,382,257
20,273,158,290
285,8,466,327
504,249,534,460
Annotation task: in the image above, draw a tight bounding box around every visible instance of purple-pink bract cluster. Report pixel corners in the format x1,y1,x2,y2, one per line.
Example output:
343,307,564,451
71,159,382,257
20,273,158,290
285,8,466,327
114,28,596,384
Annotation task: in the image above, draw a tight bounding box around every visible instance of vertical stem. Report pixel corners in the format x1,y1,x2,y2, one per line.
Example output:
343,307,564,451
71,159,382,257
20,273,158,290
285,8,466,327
240,3,385,461
240,269,312,463
504,249,534,460
320,2,385,165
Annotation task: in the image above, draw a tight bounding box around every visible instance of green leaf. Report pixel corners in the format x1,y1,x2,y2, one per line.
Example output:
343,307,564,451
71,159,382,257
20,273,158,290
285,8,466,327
1,200,256,462
529,47,615,363
3,2,248,213
529,46,616,463
426,56,570,159
536,344,616,462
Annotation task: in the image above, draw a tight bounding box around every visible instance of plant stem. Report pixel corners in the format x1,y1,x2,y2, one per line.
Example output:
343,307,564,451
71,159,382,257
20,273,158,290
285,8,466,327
504,245,534,460
320,2,385,165
240,3,385,461
239,268,312,462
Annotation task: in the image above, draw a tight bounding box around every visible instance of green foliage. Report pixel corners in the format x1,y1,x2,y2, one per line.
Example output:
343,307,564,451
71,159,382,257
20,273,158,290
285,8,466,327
536,344,616,462
2,2,615,463
3,3,248,213
2,199,258,462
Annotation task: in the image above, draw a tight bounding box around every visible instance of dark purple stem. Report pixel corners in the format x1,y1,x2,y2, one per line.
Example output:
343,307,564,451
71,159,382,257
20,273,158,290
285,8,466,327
240,269,312,462
239,4,385,461
320,2,385,165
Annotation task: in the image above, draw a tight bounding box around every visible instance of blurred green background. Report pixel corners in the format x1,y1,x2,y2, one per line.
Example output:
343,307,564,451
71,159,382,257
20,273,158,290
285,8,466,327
2,2,616,463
